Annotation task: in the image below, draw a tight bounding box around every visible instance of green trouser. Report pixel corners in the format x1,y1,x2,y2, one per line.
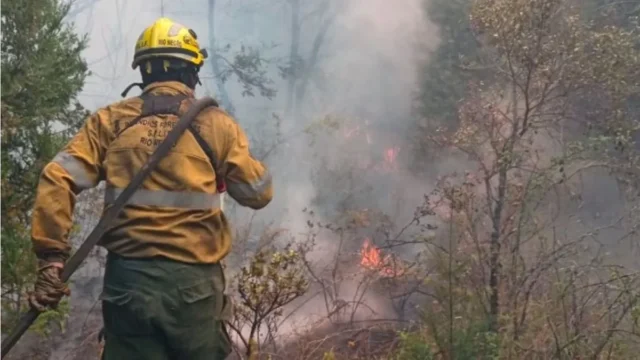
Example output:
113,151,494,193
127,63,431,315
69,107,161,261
99,252,233,360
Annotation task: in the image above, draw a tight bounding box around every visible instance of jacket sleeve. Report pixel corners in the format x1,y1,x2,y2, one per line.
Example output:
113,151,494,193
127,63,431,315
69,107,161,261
218,115,273,210
31,108,112,263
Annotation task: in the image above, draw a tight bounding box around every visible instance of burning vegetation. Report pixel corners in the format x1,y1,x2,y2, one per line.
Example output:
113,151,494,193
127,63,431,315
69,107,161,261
359,238,406,278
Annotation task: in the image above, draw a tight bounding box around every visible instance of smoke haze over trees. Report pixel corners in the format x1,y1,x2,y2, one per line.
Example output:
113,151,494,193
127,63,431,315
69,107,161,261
1,0,639,359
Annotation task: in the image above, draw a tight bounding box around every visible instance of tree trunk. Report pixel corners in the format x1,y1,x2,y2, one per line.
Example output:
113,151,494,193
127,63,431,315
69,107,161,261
285,0,301,122
294,5,335,120
488,166,506,332
488,84,520,333
208,0,235,115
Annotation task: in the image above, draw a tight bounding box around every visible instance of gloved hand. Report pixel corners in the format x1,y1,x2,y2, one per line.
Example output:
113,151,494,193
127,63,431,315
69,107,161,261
28,260,71,312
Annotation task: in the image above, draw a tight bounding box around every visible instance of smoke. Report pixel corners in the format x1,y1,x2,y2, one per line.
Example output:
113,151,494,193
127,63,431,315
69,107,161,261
41,0,442,358
253,0,439,226
70,0,439,225
5,2,633,359
225,0,441,342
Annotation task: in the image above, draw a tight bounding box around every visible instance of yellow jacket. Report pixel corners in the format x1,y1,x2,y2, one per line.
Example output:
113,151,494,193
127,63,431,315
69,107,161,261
30,81,273,264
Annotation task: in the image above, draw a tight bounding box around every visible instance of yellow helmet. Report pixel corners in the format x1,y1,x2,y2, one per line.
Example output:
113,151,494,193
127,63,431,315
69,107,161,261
132,17,208,70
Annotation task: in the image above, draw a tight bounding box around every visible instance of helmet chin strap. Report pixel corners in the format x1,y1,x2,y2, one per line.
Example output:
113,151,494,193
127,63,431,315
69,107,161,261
178,70,198,89
120,82,144,98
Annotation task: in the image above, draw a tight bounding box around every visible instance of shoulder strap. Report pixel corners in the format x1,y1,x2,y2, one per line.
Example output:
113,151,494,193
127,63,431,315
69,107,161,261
116,94,188,136
117,93,221,174
178,97,221,174
188,122,220,172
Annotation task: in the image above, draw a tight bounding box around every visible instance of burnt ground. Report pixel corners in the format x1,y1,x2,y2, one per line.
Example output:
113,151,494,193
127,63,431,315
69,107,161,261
227,321,412,360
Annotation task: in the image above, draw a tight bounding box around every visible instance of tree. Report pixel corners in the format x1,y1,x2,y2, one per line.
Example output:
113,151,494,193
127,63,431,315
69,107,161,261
229,240,309,359
402,0,640,357
467,0,639,333
204,0,278,117
410,0,486,173
1,0,90,334
281,0,340,125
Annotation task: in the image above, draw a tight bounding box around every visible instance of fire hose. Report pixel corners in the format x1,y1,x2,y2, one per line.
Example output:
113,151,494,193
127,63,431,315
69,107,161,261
1,97,218,358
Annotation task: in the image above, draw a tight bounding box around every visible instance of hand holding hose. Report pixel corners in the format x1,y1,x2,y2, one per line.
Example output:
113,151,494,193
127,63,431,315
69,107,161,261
28,260,71,312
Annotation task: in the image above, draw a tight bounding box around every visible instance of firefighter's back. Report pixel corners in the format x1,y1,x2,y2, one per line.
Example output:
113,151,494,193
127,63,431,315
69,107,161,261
100,81,232,265
29,17,272,360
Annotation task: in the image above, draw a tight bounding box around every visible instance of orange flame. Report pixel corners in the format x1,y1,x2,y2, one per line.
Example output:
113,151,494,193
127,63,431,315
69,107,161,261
360,238,383,268
360,238,404,277
384,147,400,164
376,146,400,171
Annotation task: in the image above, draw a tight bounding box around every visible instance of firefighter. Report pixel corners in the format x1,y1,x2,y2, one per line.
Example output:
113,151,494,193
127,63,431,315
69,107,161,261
27,17,272,359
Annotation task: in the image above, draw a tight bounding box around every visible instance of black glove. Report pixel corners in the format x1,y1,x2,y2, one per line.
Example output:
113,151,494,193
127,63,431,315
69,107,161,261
28,260,71,312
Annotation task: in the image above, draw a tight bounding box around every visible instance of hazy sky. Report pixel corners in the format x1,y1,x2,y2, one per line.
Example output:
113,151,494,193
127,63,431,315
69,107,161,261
71,0,300,112
69,0,436,115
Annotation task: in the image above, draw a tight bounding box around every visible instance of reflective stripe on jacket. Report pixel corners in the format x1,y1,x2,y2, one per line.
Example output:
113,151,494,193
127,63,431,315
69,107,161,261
30,81,273,264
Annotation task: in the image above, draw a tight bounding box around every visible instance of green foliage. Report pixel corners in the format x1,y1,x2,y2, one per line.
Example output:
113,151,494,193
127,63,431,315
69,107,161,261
0,228,37,333
407,2,640,356
448,322,499,360
1,0,89,331
410,0,487,170
394,331,434,360
236,245,309,311
231,242,309,356
322,349,336,360
30,300,70,337
468,0,640,192
417,0,480,128
394,323,499,360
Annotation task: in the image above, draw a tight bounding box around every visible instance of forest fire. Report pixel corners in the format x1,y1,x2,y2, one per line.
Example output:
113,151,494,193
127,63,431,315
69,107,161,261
340,120,401,171
360,238,404,277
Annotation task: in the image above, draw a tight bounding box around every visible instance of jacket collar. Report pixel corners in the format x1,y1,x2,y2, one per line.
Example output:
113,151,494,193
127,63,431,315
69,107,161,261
142,81,195,98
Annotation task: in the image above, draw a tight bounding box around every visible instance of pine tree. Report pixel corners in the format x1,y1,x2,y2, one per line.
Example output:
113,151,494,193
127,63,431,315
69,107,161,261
1,0,90,331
